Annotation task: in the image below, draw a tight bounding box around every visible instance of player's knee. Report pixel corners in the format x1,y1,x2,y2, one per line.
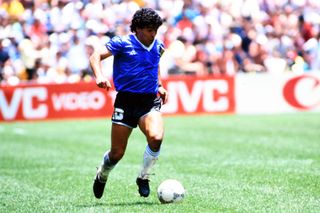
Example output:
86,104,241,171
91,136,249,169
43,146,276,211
150,134,163,143
148,135,163,151
109,149,125,163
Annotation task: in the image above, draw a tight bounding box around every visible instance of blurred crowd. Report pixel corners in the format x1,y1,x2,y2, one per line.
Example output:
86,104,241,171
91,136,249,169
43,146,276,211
1,0,320,85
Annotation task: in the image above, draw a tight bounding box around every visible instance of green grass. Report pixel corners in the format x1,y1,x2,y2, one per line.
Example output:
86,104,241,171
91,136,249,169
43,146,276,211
0,113,320,213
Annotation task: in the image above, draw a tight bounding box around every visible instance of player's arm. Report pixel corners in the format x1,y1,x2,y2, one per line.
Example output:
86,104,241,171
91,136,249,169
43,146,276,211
158,66,168,104
89,46,113,91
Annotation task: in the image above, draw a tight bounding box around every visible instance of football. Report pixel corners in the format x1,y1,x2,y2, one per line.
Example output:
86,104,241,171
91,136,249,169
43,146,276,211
157,179,185,204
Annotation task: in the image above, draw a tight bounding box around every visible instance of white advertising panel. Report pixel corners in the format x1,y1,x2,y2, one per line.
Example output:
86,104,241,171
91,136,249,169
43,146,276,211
236,73,320,114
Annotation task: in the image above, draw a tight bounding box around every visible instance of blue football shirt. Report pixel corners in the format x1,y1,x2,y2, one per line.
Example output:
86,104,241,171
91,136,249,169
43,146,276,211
106,34,164,94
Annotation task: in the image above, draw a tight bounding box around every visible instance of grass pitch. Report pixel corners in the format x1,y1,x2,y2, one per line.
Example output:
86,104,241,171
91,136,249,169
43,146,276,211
0,113,320,212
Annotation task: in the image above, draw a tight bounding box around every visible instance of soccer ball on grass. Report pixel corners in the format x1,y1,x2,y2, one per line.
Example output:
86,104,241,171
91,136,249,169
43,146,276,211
157,179,185,204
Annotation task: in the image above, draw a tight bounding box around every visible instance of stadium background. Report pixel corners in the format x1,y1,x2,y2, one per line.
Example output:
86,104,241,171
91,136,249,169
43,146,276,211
1,1,320,212
1,0,320,121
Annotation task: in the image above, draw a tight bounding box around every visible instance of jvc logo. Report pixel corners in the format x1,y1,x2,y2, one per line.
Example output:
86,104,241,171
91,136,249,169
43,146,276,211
162,79,234,114
0,87,48,120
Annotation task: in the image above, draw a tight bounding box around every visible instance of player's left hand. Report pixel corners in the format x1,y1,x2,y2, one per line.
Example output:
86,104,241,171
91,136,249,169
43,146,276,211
158,86,168,104
96,77,112,91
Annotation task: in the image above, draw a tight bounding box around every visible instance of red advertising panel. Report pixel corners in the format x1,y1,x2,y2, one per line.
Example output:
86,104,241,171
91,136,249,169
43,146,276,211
0,76,235,122
0,82,114,121
161,75,235,115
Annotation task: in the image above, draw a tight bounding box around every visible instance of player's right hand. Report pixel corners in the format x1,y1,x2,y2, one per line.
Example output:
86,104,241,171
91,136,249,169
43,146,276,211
96,77,112,91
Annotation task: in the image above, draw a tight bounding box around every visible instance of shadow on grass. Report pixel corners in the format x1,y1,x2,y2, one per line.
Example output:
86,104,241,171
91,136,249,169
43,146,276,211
77,200,159,208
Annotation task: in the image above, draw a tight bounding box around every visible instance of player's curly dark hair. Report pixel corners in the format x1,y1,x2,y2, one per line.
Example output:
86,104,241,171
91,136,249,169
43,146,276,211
130,8,163,33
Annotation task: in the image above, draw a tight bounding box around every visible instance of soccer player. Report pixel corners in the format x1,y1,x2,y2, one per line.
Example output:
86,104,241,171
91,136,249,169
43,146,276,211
89,8,168,199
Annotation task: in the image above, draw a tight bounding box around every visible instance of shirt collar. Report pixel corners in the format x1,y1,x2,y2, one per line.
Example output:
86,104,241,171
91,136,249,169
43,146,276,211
133,34,155,51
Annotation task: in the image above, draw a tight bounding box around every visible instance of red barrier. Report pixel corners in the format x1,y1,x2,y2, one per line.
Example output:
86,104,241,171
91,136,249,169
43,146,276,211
0,76,235,122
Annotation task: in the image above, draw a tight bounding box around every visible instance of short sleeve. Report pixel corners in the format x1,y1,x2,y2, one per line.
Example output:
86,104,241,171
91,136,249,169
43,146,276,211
159,42,165,57
106,36,123,56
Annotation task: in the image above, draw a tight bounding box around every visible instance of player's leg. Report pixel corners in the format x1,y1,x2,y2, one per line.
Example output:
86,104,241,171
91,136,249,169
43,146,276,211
98,123,133,179
139,110,164,177
93,123,132,199
136,111,164,197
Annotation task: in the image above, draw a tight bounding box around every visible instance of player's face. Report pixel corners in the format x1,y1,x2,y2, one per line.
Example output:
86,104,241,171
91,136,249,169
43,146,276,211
136,27,157,47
